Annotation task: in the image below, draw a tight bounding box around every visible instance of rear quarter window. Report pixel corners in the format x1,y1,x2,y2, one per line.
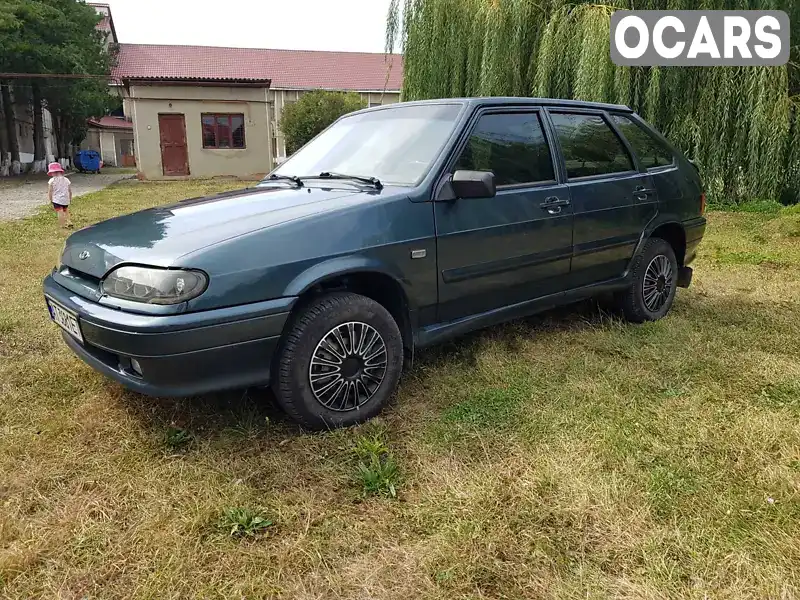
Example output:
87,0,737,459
610,115,674,170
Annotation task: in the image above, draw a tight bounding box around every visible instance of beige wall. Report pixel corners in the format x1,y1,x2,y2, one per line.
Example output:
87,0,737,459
81,128,132,167
99,130,117,166
121,92,132,118
127,83,272,180
268,89,401,164
81,129,101,153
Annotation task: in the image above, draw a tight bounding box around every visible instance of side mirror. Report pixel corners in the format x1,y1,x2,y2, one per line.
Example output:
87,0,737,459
451,170,495,199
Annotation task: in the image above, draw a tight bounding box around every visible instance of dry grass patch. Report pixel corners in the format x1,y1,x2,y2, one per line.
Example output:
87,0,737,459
0,183,799,598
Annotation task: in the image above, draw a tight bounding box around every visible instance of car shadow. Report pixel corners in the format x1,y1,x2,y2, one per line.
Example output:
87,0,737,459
115,384,295,446
114,289,796,447
113,298,618,446
411,297,615,371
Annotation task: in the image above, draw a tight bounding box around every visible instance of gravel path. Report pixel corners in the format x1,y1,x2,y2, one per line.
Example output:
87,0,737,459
0,172,133,222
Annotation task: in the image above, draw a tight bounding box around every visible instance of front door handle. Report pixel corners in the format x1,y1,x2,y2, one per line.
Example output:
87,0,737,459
540,196,570,207
540,196,570,214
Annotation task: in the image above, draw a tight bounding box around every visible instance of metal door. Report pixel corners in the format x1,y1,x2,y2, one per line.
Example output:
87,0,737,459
434,109,574,322
158,114,189,176
545,109,657,287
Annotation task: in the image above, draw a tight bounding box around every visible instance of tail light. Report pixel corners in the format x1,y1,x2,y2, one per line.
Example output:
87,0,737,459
700,192,706,216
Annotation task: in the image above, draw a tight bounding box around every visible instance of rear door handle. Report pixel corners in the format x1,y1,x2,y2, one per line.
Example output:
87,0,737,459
634,186,655,199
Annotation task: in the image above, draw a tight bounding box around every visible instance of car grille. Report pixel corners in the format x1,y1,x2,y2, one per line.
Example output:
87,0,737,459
54,266,103,301
60,266,101,284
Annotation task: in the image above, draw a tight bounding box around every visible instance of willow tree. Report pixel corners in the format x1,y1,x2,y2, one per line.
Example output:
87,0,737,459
387,0,800,205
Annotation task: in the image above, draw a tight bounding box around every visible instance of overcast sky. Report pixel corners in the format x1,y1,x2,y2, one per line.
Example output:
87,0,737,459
102,0,394,53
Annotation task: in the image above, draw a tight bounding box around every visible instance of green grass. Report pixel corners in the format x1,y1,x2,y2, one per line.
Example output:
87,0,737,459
353,430,401,498
708,198,786,214
1,181,799,598
217,507,274,538
164,426,193,451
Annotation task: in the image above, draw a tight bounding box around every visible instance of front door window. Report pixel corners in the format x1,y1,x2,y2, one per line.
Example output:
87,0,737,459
453,112,555,186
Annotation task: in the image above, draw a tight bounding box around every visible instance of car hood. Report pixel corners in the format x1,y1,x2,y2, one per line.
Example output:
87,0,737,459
60,185,368,278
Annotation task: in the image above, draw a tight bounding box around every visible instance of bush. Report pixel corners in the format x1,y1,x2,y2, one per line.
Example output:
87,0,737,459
279,91,366,155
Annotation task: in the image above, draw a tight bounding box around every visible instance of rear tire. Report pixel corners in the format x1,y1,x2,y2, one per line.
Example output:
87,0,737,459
617,237,678,323
273,292,403,430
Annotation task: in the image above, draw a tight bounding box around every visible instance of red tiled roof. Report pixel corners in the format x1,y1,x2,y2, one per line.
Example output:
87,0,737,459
87,116,133,130
112,44,403,91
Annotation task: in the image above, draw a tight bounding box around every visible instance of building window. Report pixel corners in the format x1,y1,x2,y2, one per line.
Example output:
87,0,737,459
201,113,245,149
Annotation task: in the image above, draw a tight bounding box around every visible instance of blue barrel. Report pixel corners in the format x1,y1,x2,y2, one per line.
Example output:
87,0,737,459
74,150,101,173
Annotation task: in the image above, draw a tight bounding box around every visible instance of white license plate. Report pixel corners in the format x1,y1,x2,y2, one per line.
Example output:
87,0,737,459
46,298,84,343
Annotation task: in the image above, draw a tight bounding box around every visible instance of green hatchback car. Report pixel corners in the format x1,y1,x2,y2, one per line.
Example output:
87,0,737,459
43,97,706,429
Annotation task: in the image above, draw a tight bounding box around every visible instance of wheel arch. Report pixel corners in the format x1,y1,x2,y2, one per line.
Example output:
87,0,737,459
650,221,687,266
283,257,414,354
624,217,688,280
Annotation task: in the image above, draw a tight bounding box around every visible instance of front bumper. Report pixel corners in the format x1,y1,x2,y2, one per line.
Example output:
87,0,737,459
43,275,295,397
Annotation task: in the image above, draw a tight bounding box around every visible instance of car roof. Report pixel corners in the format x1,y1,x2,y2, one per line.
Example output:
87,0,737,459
359,96,633,113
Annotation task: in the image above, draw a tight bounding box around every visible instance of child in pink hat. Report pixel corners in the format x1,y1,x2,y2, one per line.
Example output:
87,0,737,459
47,162,73,228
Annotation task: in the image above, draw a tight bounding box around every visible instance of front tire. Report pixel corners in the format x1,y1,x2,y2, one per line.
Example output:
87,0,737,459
617,237,678,323
273,292,403,429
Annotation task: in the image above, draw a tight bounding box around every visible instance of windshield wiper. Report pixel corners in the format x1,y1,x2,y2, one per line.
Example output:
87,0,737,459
267,172,383,190
316,172,383,190
265,174,304,187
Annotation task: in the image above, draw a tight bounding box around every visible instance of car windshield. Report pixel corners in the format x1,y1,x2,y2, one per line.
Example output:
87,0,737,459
270,103,463,187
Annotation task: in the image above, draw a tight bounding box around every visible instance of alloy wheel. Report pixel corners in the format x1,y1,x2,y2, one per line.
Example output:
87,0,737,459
308,321,388,411
642,254,674,312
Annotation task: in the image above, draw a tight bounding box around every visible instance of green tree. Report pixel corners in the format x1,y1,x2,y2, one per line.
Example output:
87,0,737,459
0,82,24,173
279,91,365,155
0,0,115,168
45,77,118,158
0,4,23,169
38,0,118,157
387,0,800,206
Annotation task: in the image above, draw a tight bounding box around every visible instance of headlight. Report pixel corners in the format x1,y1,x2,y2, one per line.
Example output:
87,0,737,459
101,266,208,305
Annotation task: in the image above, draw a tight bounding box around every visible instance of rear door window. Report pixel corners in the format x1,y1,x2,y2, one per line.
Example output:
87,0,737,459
549,112,634,179
610,114,674,169
454,112,555,186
